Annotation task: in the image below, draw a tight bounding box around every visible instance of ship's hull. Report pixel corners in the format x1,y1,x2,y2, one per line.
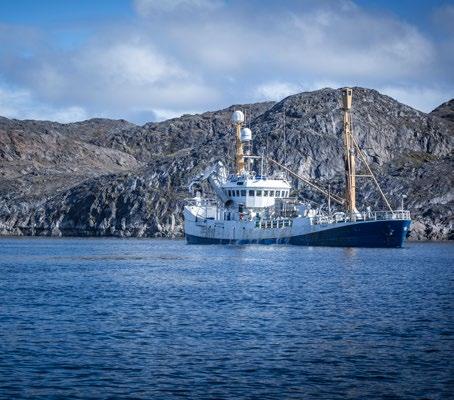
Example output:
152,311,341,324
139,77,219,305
288,219,411,248
186,219,411,248
185,234,291,245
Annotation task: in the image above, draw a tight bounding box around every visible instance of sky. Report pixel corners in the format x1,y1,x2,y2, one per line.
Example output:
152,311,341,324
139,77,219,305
0,0,453,123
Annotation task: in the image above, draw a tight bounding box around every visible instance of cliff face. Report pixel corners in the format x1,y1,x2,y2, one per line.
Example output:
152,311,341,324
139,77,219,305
0,88,452,240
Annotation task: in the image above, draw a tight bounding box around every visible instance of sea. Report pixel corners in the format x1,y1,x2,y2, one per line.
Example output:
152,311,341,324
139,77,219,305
0,238,453,399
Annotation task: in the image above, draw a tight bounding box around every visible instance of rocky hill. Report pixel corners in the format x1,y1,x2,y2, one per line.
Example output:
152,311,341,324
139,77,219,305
0,88,452,240
431,99,454,124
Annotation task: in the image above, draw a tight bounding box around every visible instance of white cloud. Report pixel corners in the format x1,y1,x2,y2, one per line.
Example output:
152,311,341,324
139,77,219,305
379,85,452,113
164,2,436,82
5,38,220,121
0,84,87,122
254,82,301,101
0,1,451,123
80,42,186,85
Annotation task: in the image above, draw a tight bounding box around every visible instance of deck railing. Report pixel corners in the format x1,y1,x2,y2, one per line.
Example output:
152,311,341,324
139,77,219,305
185,198,218,207
313,210,411,225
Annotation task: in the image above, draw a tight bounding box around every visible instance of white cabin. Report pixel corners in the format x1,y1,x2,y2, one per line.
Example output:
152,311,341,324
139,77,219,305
221,176,291,208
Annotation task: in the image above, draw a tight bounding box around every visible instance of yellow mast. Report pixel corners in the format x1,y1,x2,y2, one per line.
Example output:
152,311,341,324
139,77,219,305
235,123,245,175
342,88,356,215
232,111,245,175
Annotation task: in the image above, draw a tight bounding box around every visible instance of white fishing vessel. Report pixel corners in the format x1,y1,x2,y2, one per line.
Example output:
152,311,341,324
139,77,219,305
184,88,411,247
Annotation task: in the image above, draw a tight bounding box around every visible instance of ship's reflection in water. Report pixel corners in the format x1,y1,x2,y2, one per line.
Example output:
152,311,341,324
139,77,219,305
0,238,452,399
343,246,358,257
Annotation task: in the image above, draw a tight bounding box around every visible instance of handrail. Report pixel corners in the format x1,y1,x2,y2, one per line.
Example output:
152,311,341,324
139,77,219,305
184,198,218,207
312,210,410,225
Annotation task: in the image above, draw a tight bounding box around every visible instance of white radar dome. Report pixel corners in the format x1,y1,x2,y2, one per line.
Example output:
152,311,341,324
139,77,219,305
231,110,244,124
240,127,252,142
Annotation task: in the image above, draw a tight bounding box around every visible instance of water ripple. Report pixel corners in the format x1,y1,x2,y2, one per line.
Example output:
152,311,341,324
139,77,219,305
0,239,453,399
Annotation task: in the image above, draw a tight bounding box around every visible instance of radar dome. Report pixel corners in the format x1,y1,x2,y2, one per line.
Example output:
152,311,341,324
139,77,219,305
231,110,244,124
240,127,252,142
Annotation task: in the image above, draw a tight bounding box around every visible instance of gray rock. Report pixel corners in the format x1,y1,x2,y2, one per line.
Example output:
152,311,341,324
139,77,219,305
431,99,454,124
0,88,452,240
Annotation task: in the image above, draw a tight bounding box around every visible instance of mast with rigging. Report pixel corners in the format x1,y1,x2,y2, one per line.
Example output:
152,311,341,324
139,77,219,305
232,110,245,175
342,88,357,215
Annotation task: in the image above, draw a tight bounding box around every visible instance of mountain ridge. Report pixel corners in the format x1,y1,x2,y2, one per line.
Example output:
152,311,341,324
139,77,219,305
0,87,452,240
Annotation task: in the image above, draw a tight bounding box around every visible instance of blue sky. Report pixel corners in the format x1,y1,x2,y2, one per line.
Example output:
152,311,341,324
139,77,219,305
0,0,452,123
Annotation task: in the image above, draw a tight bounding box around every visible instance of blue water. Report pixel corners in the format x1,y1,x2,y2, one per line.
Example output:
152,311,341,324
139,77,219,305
0,239,453,399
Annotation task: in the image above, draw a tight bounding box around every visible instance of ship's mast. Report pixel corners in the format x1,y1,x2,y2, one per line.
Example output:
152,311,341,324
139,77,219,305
232,111,245,175
342,88,356,215
235,121,245,175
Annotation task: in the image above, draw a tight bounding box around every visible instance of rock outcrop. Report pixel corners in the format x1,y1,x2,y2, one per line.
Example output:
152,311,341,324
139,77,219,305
0,88,452,240
431,99,454,124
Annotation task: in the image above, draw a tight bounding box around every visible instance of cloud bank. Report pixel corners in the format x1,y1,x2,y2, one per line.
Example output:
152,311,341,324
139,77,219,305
0,0,452,123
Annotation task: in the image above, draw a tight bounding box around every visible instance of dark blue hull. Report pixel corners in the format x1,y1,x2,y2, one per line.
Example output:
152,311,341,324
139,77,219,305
185,234,290,245
186,220,411,248
289,219,411,248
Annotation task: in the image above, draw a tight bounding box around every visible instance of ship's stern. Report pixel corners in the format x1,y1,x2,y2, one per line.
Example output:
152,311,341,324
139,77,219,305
290,218,412,248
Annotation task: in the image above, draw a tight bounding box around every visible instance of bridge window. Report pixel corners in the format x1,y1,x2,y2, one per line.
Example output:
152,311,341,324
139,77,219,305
228,190,232,196
249,190,254,196
270,190,274,196
236,190,240,197
264,190,268,196
276,190,280,197
256,190,262,197
241,190,246,196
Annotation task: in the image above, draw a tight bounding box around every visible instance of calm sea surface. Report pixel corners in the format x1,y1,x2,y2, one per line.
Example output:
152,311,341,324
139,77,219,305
0,238,453,399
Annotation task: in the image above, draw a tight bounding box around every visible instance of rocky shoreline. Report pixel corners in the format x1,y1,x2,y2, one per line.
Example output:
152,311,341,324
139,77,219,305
1,88,452,240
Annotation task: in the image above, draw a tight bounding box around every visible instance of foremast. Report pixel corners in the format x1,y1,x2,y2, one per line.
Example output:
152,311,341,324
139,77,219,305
232,111,245,175
342,88,357,216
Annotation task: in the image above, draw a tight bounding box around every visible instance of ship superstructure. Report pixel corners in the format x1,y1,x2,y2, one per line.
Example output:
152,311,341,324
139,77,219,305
184,88,411,247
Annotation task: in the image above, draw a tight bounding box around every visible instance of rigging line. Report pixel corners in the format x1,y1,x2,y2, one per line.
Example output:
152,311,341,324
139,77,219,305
266,127,269,175
267,158,344,205
283,105,287,164
350,134,394,212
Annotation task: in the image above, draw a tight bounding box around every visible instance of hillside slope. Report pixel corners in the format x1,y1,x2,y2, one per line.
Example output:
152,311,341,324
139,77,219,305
0,88,452,240
431,99,454,124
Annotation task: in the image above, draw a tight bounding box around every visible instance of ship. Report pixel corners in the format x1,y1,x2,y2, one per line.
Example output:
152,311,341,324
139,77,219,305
183,88,411,247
